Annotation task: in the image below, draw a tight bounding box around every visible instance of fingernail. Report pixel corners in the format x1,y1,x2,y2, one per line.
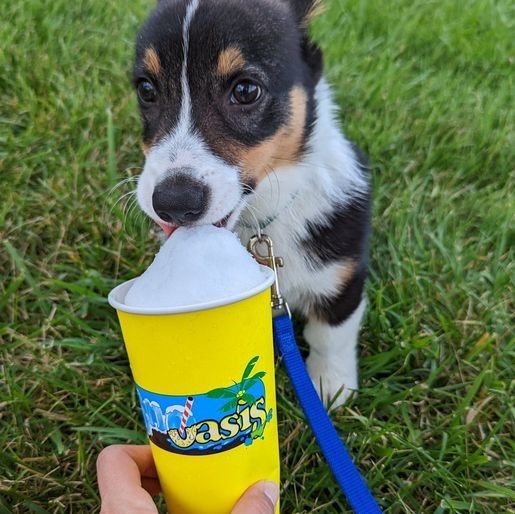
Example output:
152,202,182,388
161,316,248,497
261,480,279,506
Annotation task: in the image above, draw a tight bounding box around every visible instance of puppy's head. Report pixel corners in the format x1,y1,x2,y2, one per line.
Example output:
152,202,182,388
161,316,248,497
133,0,323,234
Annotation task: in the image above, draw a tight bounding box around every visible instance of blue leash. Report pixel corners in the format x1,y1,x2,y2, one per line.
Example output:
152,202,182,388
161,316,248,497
273,313,382,514
247,233,382,513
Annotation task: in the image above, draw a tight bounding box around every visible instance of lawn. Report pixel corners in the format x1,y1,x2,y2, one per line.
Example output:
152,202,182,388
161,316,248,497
0,0,513,512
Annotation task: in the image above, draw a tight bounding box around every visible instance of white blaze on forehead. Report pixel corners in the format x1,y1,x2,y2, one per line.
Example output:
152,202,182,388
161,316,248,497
177,0,200,140
136,0,242,226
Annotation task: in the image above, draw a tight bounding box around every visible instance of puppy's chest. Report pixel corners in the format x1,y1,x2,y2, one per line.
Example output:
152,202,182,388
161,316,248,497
236,221,341,315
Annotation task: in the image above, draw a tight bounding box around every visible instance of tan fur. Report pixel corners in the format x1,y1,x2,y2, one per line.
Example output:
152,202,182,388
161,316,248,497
143,47,161,76
303,0,325,26
217,46,246,77
338,260,357,288
311,260,358,324
239,86,307,183
142,142,150,156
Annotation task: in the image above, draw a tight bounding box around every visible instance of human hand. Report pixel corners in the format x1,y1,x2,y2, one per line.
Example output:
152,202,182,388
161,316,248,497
97,445,279,514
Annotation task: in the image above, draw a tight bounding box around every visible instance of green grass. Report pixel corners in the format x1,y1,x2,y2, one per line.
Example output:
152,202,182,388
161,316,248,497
0,0,513,512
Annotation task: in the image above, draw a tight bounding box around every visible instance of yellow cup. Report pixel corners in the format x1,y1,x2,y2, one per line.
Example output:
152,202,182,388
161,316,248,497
108,267,279,514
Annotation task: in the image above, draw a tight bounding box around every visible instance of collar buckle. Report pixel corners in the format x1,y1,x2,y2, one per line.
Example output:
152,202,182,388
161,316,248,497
247,234,291,317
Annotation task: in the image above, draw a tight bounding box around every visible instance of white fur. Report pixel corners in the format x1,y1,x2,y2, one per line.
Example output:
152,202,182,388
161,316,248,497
138,55,368,406
235,80,368,407
236,79,368,314
136,0,242,226
304,298,366,409
178,0,199,136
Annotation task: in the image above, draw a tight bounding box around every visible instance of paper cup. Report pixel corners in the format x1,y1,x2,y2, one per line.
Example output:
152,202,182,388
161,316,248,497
108,267,280,514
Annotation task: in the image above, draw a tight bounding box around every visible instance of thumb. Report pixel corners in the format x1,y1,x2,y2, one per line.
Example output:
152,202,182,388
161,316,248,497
231,481,279,514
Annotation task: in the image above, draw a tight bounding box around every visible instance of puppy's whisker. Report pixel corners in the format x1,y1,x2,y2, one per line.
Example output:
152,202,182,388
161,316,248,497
270,169,281,212
125,195,140,220
112,189,136,206
240,193,270,220
244,206,264,238
124,195,146,229
261,165,282,212
240,182,272,213
110,190,137,214
106,176,139,197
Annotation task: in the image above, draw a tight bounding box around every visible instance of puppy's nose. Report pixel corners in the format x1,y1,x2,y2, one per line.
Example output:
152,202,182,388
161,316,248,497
152,172,208,225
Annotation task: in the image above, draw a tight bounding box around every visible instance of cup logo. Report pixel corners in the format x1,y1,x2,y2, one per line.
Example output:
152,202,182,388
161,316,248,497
136,356,273,455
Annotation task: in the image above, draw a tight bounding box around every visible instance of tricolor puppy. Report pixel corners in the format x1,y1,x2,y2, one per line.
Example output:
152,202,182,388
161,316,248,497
133,0,371,408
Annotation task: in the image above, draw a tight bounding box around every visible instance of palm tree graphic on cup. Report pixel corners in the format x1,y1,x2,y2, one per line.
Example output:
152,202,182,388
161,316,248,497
206,356,273,443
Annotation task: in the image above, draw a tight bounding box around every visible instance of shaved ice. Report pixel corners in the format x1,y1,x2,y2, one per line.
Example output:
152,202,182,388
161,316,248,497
124,225,265,308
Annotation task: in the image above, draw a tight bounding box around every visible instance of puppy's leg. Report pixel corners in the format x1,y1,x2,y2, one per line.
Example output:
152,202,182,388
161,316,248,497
305,297,366,409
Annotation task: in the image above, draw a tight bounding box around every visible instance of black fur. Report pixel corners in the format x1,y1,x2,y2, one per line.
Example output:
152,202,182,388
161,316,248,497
134,0,323,159
313,266,368,326
303,146,371,325
134,2,187,144
287,0,318,24
134,0,371,329
303,195,370,264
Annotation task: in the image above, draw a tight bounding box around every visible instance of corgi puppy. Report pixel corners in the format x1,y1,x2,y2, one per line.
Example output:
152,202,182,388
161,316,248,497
133,0,370,408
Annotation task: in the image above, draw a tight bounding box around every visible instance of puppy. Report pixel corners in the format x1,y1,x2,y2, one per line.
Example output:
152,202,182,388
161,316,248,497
133,0,370,408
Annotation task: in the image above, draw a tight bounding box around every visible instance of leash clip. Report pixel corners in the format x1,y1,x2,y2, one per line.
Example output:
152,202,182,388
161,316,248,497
247,234,291,318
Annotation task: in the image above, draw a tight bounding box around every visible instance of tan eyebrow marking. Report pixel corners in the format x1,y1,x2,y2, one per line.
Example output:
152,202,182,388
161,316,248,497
217,46,246,77
143,47,161,76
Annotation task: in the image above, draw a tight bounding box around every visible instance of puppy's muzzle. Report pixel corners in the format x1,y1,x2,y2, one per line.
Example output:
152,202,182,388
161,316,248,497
152,170,209,226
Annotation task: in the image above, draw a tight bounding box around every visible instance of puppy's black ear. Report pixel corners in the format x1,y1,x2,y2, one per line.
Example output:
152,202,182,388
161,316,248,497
287,0,324,81
301,35,323,82
288,0,324,27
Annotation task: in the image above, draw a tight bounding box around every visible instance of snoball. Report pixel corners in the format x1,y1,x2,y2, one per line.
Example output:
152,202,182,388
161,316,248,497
124,225,266,309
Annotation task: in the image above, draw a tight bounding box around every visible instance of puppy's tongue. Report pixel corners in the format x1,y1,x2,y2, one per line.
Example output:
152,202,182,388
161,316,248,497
157,213,232,237
157,221,177,237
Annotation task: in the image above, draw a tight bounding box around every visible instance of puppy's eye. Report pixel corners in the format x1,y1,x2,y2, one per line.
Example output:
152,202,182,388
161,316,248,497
137,80,157,103
231,80,261,105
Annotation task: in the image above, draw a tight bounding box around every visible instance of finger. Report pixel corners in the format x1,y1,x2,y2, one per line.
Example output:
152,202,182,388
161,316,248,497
231,481,279,514
96,445,160,514
141,477,162,497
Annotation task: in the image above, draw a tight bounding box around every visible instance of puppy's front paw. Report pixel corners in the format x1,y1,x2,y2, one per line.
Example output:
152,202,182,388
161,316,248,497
306,352,358,409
